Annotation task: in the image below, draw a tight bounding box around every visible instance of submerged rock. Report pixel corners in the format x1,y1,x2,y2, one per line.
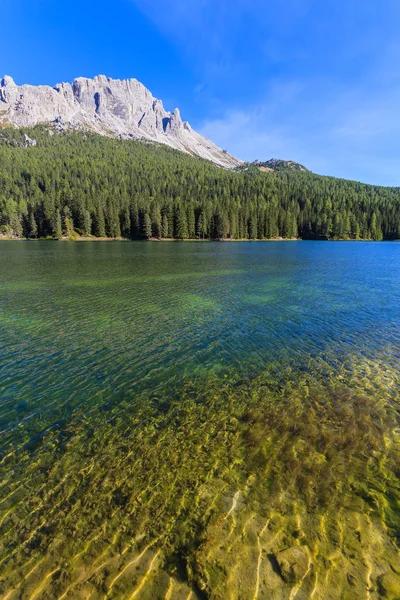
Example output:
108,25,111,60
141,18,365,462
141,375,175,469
378,572,400,598
275,545,310,583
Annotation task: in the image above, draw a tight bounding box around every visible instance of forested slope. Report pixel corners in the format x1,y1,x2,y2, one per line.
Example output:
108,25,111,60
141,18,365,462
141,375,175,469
1,127,399,240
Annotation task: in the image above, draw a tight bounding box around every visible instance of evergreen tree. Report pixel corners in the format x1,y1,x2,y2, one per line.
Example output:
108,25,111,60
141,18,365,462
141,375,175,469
175,206,188,239
249,214,258,239
370,213,383,241
0,126,399,241
63,206,74,237
130,203,140,238
120,207,131,238
27,210,38,238
213,210,227,239
187,205,196,238
93,209,106,237
197,209,208,239
143,212,152,238
82,210,92,236
162,214,169,238
151,204,162,238
53,209,63,239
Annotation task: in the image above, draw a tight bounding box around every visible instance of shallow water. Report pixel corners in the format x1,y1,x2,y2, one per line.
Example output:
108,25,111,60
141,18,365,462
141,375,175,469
0,241,399,599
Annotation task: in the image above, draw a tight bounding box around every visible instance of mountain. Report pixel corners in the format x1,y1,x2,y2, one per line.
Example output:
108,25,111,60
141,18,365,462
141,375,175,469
258,158,309,172
0,75,241,168
239,158,309,172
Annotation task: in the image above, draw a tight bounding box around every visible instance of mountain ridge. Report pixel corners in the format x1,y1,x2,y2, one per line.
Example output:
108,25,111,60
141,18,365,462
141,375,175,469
0,74,241,168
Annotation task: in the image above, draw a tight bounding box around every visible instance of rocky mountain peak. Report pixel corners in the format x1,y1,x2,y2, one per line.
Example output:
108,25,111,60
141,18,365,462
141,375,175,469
0,75,241,168
1,75,16,87
261,158,309,172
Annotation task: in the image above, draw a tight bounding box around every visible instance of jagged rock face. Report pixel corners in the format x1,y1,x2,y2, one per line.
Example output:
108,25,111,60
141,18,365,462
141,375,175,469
0,75,241,168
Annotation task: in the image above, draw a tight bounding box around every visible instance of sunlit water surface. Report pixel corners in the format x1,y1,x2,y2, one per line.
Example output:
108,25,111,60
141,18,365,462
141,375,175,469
1,241,400,427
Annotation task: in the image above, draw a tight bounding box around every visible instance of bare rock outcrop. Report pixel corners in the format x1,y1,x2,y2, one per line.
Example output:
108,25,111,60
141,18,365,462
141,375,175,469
0,74,241,168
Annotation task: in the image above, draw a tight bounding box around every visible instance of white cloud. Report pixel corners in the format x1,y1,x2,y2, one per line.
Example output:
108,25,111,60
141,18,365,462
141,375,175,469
198,80,400,186
131,0,400,185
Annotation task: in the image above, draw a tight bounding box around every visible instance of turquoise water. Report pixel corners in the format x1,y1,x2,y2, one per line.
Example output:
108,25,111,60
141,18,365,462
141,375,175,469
1,241,400,599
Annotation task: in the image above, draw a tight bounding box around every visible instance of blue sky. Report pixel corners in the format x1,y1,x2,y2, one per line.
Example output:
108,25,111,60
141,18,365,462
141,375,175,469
3,0,400,185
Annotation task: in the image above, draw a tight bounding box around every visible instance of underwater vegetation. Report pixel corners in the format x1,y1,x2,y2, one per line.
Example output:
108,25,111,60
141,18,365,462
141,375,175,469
2,235,400,600
0,352,400,600
0,354,399,599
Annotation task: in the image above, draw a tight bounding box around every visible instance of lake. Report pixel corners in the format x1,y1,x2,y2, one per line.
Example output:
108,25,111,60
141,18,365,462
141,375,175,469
1,241,399,599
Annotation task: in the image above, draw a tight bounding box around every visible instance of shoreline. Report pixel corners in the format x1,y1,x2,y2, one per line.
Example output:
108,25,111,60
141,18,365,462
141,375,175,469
0,235,299,242
0,236,397,243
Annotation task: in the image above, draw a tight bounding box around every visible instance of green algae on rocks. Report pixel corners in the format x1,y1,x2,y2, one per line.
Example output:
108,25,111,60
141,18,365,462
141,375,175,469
0,355,399,599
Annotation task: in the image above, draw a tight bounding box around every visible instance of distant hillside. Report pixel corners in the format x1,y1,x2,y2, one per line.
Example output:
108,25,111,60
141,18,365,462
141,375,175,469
239,158,309,173
0,127,399,241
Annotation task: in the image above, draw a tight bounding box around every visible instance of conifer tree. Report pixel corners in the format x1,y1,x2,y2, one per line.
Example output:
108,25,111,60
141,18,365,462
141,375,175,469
162,214,169,238
27,210,38,238
54,210,63,239
143,212,152,238
0,127,399,241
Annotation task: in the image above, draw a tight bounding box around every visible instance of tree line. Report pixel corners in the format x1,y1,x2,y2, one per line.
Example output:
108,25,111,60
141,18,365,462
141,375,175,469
0,127,399,241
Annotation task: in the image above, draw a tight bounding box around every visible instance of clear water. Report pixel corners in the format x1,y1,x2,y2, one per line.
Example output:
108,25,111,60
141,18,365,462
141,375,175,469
1,241,399,599
1,241,400,431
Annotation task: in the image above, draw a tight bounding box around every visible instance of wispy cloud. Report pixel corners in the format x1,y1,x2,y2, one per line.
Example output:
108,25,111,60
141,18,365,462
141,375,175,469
131,0,400,185
130,0,251,85
199,77,400,186
130,0,315,79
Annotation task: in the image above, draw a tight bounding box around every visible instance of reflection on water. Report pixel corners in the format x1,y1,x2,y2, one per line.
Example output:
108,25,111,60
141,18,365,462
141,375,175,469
0,241,400,599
